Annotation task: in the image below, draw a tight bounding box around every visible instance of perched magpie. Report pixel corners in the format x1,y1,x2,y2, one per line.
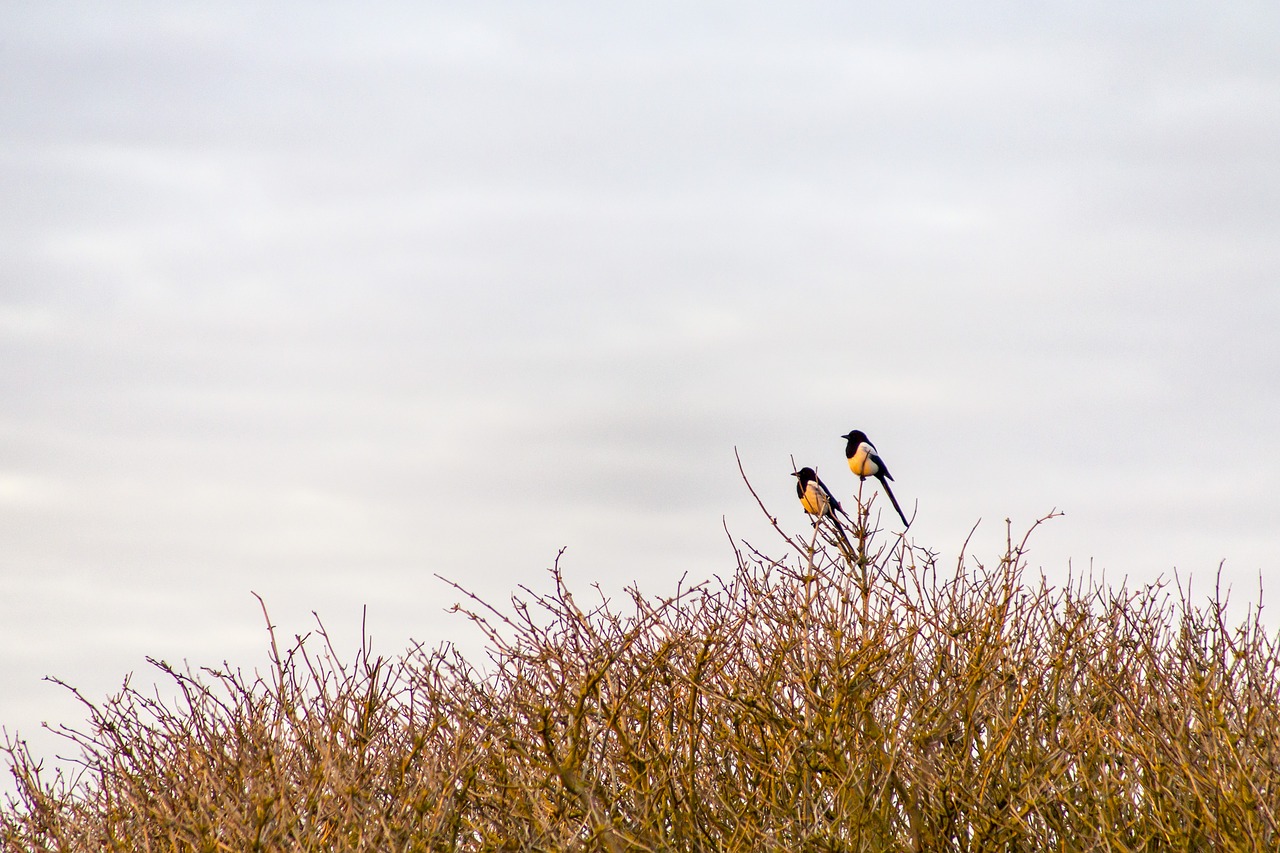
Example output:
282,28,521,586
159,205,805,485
841,429,910,528
792,466,852,548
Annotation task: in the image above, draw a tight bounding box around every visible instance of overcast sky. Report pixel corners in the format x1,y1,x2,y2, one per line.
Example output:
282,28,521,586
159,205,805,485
3,1,1279,775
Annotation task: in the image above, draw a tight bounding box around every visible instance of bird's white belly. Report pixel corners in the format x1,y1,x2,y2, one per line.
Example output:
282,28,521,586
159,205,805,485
848,446,879,477
801,486,829,516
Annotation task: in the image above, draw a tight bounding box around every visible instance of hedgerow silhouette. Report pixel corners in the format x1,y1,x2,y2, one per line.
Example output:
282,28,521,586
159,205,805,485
3,461,1278,850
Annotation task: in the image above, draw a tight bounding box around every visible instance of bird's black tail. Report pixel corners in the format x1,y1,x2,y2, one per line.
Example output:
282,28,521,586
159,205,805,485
827,510,854,552
879,476,910,528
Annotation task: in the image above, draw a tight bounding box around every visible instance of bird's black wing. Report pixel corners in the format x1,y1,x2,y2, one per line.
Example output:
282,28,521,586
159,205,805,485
816,475,843,515
868,450,893,481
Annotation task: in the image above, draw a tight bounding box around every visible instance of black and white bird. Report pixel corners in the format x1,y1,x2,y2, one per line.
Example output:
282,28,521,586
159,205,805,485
792,466,852,548
840,429,910,528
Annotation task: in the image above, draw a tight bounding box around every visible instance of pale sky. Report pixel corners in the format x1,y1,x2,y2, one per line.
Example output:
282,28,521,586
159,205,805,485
3,2,1279,776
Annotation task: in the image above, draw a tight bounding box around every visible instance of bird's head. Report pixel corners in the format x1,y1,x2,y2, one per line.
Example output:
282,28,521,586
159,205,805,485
791,467,817,482
841,429,868,444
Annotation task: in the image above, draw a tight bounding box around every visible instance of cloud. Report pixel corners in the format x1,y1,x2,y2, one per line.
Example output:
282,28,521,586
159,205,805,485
2,2,1279,792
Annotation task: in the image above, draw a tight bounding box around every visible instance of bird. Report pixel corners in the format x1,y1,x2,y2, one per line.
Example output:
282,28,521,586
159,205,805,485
792,466,852,549
840,429,910,528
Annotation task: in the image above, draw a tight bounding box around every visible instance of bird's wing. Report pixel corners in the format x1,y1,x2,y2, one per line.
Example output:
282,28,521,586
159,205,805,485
869,451,893,481
816,476,842,514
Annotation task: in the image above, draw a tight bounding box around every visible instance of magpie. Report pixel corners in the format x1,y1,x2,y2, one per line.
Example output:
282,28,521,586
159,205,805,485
792,466,852,549
840,429,910,528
